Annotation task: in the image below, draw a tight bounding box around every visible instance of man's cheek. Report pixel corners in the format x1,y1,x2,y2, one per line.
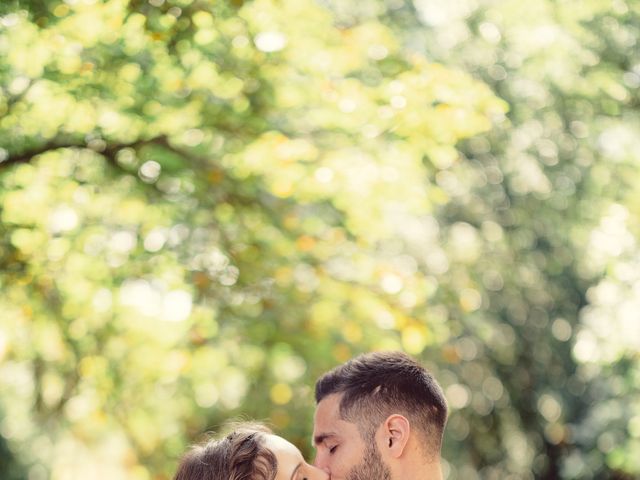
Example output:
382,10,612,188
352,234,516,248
334,454,349,474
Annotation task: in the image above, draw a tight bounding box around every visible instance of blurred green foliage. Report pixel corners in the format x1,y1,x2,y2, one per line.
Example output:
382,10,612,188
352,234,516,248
0,0,638,479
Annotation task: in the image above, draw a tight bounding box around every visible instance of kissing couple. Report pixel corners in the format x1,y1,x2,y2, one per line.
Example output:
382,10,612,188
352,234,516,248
174,351,448,480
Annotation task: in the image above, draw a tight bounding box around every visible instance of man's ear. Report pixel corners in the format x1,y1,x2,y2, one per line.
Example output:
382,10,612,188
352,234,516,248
380,414,410,458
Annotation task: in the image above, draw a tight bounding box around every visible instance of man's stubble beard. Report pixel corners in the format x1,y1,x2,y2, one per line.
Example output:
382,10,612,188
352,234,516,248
346,442,391,480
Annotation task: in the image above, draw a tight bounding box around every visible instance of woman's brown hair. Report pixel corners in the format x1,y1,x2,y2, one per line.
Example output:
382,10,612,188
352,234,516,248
173,423,278,480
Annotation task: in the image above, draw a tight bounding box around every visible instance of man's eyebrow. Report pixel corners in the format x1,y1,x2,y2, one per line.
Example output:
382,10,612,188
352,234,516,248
313,432,336,446
290,462,302,480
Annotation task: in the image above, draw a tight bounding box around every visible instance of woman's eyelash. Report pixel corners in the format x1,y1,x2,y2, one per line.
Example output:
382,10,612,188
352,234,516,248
329,445,338,453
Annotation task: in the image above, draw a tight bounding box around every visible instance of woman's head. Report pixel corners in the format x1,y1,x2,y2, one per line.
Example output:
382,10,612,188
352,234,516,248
174,423,328,480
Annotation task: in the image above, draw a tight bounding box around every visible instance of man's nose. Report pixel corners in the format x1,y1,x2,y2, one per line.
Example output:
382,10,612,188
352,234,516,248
313,452,329,472
316,464,331,480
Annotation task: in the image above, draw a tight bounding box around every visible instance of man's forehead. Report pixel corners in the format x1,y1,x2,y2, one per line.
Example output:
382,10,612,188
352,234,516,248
313,393,357,442
314,393,343,422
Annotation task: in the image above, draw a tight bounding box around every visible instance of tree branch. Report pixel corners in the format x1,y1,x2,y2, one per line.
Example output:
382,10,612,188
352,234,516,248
0,141,85,170
0,136,168,172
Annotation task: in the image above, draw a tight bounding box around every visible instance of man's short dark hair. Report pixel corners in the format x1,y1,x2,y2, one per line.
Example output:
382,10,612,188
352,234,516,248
315,351,448,458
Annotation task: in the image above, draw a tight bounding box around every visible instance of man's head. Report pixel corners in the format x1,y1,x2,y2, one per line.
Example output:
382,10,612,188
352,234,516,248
313,351,448,480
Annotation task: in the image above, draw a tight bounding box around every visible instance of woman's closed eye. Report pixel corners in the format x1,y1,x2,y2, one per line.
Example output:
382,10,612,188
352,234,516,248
328,445,338,454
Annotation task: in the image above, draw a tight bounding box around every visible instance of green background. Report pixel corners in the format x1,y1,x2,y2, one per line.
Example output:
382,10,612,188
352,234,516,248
1,0,639,478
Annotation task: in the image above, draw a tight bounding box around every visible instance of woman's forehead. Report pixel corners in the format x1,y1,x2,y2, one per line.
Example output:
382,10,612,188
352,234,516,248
263,433,300,456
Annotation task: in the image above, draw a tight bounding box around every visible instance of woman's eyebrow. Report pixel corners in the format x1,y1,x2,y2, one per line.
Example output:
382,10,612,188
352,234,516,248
290,462,302,480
